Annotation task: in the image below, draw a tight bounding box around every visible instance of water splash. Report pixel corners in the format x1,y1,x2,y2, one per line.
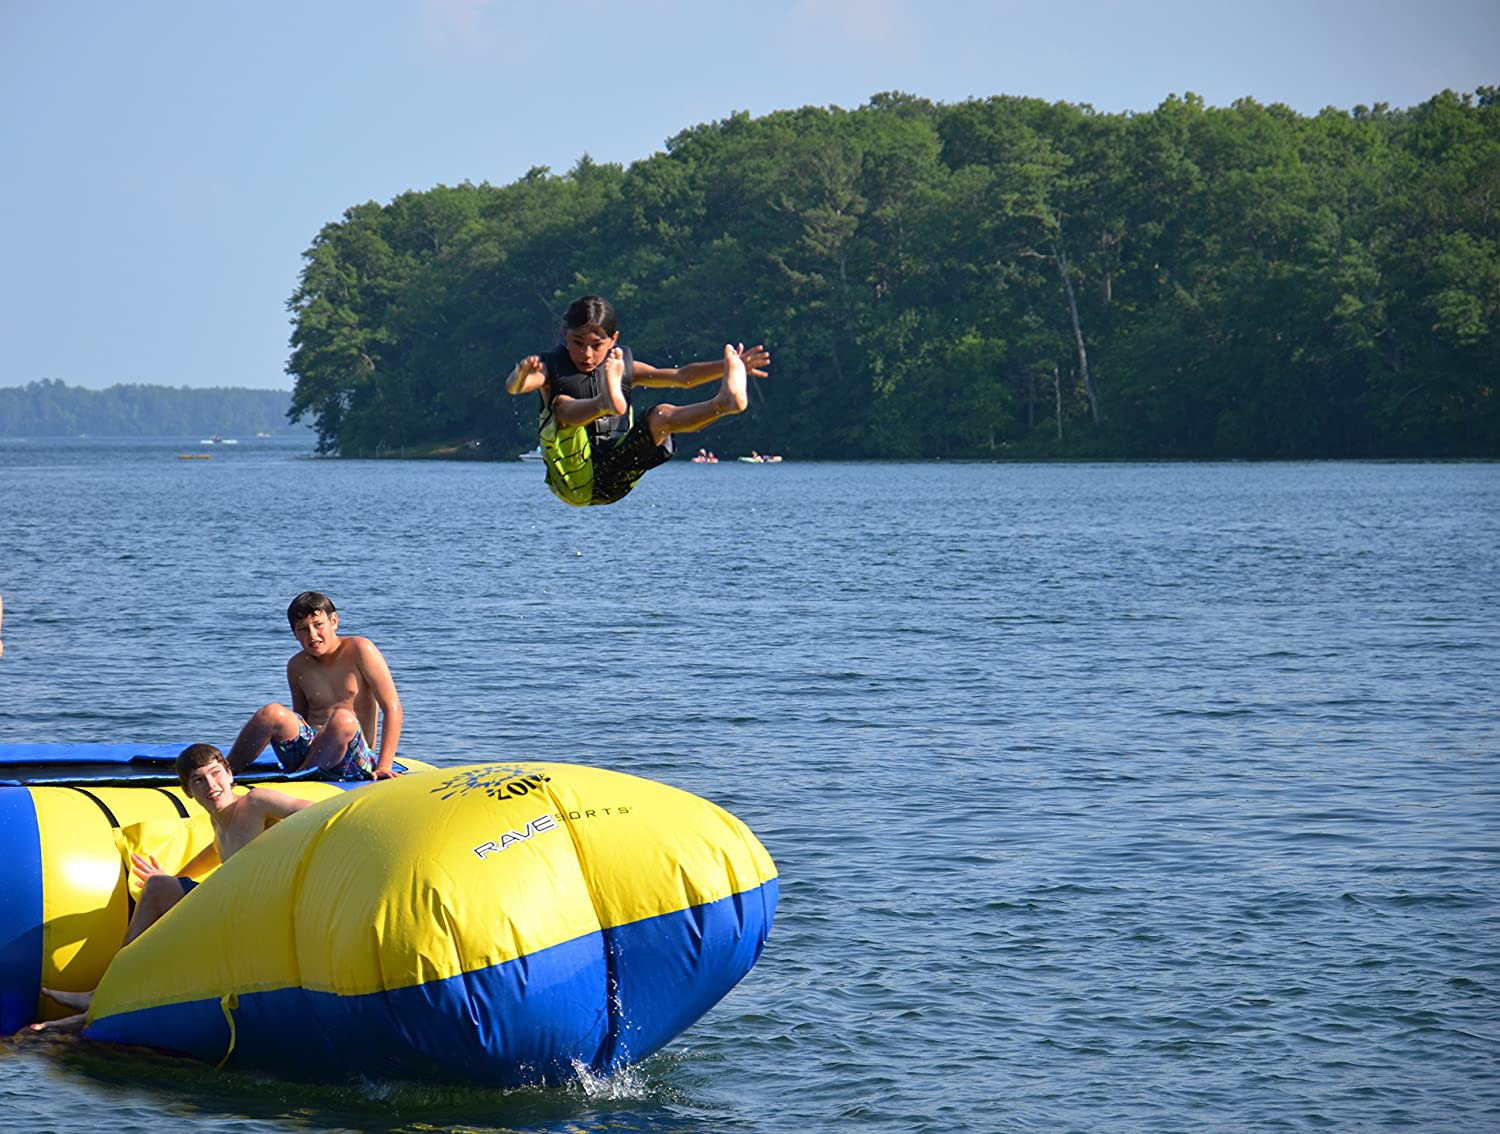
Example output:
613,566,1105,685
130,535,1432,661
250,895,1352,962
566,1059,654,1102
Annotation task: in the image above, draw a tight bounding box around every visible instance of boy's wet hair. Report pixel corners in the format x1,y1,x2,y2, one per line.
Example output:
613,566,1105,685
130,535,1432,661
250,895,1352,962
287,591,337,628
177,743,230,789
563,295,617,337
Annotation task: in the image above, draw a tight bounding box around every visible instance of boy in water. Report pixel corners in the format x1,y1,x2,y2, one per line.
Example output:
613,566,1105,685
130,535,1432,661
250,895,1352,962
27,743,314,1033
225,591,403,780
506,295,771,506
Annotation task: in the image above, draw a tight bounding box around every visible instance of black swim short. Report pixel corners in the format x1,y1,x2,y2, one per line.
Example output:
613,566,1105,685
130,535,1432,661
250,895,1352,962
589,416,674,505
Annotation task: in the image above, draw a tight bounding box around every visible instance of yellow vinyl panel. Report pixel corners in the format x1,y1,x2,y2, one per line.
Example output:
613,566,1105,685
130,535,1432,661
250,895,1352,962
31,788,128,996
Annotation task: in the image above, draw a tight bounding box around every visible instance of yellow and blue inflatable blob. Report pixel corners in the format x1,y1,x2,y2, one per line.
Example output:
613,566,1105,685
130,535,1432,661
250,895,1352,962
78,761,777,1085
0,742,363,1036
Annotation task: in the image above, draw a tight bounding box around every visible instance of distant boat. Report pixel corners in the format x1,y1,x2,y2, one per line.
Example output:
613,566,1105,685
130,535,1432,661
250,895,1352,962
255,431,272,438
176,453,211,460
737,453,782,464
519,447,544,462
201,435,238,445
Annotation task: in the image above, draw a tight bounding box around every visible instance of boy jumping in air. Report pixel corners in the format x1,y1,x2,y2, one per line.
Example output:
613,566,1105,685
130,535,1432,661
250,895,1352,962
506,295,771,506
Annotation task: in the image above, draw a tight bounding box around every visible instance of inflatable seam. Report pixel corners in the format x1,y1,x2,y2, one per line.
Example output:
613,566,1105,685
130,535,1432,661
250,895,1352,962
69,786,121,829
543,780,623,1066
152,787,190,819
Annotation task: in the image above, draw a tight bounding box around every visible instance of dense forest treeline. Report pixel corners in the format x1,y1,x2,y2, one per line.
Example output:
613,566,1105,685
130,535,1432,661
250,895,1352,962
288,89,1499,459
0,379,303,438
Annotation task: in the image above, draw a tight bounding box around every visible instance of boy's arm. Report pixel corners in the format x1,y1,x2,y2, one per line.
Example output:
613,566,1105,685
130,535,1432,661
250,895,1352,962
632,344,771,389
358,639,404,780
178,841,221,879
146,841,219,882
244,787,315,822
289,657,309,721
506,355,548,396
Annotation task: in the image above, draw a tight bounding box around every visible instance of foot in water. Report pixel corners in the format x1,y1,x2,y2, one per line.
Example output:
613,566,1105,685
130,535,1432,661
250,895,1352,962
712,344,749,417
43,987,93,1012
20,1012,87,1036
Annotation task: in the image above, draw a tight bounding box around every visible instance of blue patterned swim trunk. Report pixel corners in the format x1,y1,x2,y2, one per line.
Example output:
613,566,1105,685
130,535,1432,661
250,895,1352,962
271,716,376,780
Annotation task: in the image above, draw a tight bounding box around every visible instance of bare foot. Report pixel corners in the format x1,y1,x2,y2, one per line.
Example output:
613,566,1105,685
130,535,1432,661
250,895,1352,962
712,343,749,416
602,348,628,417
43,987,93,1012
20,1012,87,1036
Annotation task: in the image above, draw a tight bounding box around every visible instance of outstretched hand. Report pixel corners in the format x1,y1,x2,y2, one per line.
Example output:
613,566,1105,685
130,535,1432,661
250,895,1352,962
735,343,771,379
129,853,165,884
507,355,546,395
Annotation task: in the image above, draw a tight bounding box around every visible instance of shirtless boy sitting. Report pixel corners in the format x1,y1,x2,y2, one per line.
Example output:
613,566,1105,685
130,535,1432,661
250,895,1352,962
28,743,313,1033
225,591,403,781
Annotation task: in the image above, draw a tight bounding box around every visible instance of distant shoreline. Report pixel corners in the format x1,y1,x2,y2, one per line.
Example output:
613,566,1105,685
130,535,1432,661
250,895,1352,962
0,378,304,439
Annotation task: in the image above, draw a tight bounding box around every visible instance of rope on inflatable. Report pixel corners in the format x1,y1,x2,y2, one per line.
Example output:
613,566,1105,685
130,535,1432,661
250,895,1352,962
216,992,239,1070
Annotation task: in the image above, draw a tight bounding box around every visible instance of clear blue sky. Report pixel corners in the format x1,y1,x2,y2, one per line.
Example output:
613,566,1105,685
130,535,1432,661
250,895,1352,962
1,0,1494,390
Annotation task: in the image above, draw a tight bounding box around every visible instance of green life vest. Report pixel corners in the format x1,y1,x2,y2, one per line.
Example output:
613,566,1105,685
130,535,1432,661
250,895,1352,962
539,404,594,507
538,403,635,507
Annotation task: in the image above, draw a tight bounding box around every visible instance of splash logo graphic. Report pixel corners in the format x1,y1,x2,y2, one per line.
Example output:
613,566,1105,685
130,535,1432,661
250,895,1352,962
472,812,558,859
432,763,554,802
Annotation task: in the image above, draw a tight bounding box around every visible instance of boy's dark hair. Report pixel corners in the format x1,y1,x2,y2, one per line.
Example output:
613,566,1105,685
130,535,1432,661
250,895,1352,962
177,743,230,789
287,591,337,628
563,295,617,337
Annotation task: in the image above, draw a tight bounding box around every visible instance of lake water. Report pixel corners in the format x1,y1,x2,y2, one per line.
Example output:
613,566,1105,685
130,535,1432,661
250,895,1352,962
1,438,1497,1132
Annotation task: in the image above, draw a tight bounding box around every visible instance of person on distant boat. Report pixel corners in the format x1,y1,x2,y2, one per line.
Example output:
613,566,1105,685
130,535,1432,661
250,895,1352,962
505,295,770,506
224,592,403,781
22,744,313,1035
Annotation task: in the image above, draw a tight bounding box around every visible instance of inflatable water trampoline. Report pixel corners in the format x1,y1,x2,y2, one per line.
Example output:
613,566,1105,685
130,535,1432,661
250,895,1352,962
0,744,778,1086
